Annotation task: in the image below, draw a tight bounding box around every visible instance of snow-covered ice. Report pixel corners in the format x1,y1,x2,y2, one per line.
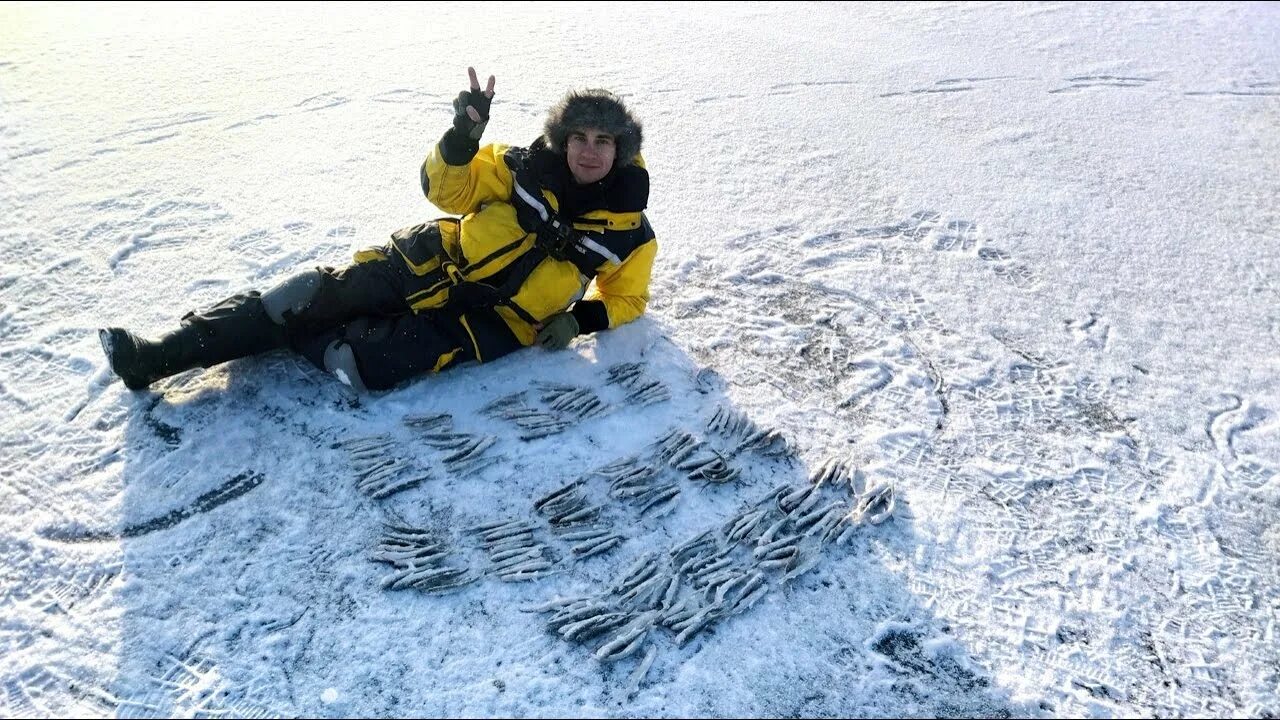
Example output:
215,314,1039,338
2,2,1277,717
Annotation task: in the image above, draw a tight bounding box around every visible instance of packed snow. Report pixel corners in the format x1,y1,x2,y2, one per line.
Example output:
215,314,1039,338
2,2,1278,717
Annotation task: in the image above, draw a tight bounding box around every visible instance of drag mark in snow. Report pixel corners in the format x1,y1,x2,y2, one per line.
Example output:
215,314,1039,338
771,80,859,89
369,88,444,104
134,132,180,146
1185,81,1280,97
225,91,351,130
225,113,281,130
693,93,748,104
38,471,266,543
1205,394,1267,461
938,76,1019,84
880,85,975,98
1184,89,1280,97
10,146,50,160
1049,75,1157,94
295,92,351,112
94,112,214,144
880,76,1017,98
767,80,861,97
1205,393,1242,456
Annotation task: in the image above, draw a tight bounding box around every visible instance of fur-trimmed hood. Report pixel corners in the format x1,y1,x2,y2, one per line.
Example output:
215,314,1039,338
542,89,643,166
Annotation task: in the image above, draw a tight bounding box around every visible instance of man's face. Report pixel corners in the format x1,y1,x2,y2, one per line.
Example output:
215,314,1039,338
565,128,617,185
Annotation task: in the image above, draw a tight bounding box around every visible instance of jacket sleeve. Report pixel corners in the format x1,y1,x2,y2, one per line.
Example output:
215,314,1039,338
420,135,515,216
572,236,657,334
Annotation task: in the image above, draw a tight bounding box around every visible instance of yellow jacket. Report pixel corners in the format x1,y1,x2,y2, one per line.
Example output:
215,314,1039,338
416,138,657,347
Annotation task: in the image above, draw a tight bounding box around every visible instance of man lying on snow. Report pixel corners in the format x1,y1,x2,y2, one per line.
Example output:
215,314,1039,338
100,68,656,392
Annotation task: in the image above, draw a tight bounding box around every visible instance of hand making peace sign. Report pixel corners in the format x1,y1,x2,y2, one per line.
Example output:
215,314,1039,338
453,67,496,141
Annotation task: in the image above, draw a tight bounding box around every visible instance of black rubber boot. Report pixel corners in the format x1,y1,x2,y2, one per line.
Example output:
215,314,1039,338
100,293,288,390
99,326,205,390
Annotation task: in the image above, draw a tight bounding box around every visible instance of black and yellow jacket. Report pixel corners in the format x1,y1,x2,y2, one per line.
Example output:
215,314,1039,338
399,130,656,352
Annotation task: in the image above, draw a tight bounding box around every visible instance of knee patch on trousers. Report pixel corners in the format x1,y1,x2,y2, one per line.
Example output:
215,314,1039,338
262,269,323,324
322,340,369,393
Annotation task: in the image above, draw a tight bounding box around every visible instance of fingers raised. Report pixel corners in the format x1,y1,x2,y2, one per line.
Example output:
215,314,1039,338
467,67,496,98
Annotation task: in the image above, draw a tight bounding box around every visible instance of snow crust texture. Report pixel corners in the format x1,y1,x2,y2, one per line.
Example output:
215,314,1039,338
1,2,1277,717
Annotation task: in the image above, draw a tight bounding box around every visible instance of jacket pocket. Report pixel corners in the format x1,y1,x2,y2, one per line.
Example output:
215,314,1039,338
389,221,447,276
386,220,457,311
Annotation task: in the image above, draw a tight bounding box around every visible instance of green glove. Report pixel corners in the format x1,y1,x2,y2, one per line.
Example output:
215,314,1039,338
535,312,579,350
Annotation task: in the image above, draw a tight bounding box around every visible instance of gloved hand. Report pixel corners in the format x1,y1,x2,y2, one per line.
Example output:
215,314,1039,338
534,312,579,350
452,67,495,141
